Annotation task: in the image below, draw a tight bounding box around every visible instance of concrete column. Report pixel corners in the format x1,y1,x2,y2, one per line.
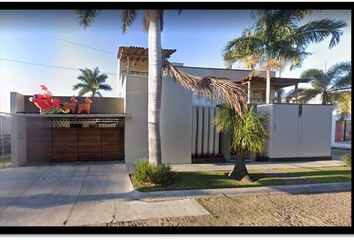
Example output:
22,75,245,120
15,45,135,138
208,107,215,154
196,107,203,155
214,107,220,154
266,69,271,104
202,107,209,154
11,115,27,167
191,106,197,155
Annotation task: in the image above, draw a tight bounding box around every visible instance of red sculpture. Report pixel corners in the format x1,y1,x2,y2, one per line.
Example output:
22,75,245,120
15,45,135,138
29,85,70,114
29,85,93,114
77,97,92,114
63,96,78,113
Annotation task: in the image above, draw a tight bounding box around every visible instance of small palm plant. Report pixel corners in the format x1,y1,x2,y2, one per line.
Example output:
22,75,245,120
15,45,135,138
289,62,351,120
73,67,112,97
215,104,267,182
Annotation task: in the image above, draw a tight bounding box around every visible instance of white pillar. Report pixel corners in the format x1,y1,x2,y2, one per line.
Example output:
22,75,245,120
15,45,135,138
208,107,215,154
197,107,203,155
191,106,197,155
266,69,271,104
202,107,209,154
214,107,220,154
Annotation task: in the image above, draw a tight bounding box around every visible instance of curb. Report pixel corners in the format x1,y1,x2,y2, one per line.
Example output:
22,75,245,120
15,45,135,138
138,182,352,201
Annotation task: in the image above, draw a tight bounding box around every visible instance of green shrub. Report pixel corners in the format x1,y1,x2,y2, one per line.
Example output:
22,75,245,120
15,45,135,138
134,159,151,182
133,158,174,186
148,163,174,185
341,154,352,166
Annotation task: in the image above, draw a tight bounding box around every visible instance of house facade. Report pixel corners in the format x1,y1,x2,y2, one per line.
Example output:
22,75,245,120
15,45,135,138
10,46,333,171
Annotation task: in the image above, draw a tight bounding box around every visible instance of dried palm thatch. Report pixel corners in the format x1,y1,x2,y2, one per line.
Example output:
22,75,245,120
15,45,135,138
162,58,248,113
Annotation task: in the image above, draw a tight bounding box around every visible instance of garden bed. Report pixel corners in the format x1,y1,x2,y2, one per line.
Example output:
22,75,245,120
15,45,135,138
130,166,351,192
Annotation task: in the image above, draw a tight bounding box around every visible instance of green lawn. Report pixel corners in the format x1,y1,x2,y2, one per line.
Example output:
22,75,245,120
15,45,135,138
131,166,352,192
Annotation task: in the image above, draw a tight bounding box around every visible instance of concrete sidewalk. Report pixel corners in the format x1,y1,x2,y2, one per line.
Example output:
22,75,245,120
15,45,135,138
139,182,352,202
170,160,346,172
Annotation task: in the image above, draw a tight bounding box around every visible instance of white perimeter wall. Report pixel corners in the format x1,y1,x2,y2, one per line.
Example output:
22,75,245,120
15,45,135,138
124,75,192,172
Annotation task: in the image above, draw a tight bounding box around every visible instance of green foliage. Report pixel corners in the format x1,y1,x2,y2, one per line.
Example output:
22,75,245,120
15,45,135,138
134,159,151,182
223,10,347,72
298,62,351,119
231,105,268,154
73,67,112,97
215,104,268,155
134,158,174,185
341,154,352,166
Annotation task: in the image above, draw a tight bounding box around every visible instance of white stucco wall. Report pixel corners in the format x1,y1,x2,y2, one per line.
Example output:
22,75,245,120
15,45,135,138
257,104,332,159
10,92,27,167
123,74,193,172
124,75,149,172
160,76,193,164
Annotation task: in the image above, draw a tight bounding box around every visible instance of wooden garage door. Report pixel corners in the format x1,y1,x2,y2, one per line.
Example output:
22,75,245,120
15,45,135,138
102,128,124,160
27,119,124,163
52,128,77,161
26,119,52,163
78,128,101,161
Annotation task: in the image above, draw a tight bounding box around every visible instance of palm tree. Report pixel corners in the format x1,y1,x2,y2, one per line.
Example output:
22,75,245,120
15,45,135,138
223,10,347,104
215,104,267,182
73,67,112,97
75,10,247,165
76,10,164,164
298,61,351,120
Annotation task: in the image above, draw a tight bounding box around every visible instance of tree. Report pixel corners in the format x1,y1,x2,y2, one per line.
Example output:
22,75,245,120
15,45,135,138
76,10,248,165
223,10,347,104
73,67,112,97
215,104,267,182
76,10,164,164
298,61,351,120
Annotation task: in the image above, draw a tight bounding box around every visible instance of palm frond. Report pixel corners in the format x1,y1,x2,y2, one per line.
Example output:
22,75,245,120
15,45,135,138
294,19,347,49
326,61,351,89
75,10,99,29
297,88,322,103
300,69,327,89
214,104,237,133
332,91,351,120
163,59,247,113
78,86,91,97
121,10,137,33
73,83,87,91
98,84,112,91
232,105,267,153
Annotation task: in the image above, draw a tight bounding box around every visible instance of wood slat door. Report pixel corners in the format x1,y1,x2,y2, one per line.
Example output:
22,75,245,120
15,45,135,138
27,119,52,163
78,128,101,161
101,128,124,160
52,128,78,161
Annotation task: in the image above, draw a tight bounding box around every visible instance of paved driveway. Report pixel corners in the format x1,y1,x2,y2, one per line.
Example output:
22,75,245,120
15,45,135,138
0,162,209,226
0,161,140,226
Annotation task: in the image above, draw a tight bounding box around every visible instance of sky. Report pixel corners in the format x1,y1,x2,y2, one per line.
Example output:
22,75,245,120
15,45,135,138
0,9,351,112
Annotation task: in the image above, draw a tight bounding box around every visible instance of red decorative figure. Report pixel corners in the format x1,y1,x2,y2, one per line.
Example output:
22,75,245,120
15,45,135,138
29,85,69,114
77,97,92,114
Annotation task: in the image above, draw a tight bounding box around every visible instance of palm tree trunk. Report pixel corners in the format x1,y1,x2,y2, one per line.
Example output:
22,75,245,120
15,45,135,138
266,67,271,104
228,149,252,182
147,10,162,165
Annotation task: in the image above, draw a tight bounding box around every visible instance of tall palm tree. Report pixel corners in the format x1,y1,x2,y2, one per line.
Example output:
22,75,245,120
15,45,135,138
73,67,112,97
215,104,267,182
298,61,351,120
75,10,247,165
223,10,347,104
76,10,164,164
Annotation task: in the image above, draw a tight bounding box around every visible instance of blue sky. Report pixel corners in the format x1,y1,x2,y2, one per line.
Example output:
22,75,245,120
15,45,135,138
0,9,351,112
